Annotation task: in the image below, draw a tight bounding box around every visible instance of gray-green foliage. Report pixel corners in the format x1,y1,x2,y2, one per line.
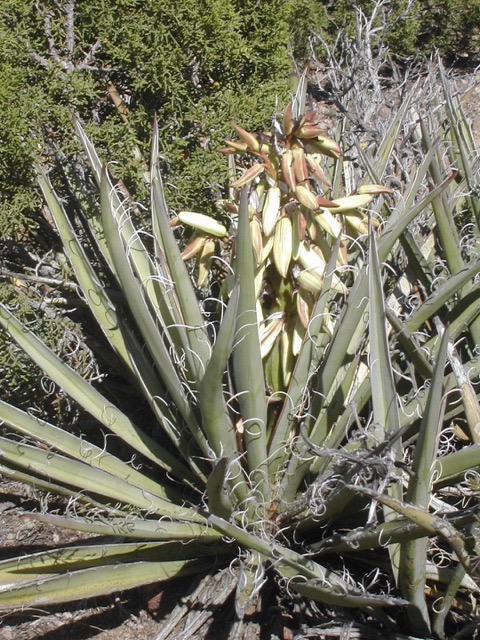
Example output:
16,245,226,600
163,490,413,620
0,282,97,422
0,53,479,638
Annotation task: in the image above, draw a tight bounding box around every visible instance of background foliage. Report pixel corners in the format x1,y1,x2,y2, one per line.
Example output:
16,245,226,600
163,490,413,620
1,0,479,238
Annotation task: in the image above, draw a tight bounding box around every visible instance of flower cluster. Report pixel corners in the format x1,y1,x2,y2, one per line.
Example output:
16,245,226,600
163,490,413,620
177,99,390,388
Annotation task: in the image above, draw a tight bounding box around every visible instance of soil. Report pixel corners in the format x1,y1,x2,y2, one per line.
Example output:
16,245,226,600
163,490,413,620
1,69,479,640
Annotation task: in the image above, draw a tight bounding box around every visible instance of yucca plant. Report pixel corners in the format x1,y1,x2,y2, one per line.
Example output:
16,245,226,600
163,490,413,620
0,63,479,639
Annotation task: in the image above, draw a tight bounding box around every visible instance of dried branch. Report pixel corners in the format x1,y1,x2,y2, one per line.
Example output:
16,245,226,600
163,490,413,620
64,0,75,61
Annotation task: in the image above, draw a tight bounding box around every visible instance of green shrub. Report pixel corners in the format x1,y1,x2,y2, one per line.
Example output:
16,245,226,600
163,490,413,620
0,0,302,239
323,0,480,61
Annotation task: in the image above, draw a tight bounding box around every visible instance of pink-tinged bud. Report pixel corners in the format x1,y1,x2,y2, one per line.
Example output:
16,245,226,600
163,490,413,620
223,139,249,153
284,102,294,136
296,287,312,329
225,202,239,214
292,317,306,355
291,208,305,260
250,217,263,265
316,196,339,208
298,123,329,139
281,150,296,191
309,136,342,159
294,184,319,210
231,122,260,152
292,146,309,184
260,316,284,359
181,235,206,260
305,153,332,187
230,162,265,188
304,111,318,123
197,238,216,287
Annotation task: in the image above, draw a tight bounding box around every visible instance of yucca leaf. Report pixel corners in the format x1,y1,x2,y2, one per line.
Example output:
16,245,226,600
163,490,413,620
313,508,478,555
368,225,402,440
446,339,480,444
0,400,184,503
197,284,239,457
378,170,457,261
399,326,450,633
358,89,413,181
404,258,480,336
302,171,457,445
0,557,215,609
0,465,118,508
38,162,195,448
24,512,220,541
431,522,479,637
37,168,123,357
278,355,365,508
100,168,209,462
235,552,264,618
281,570,408,609
0,436,202,521
418,117,464,277
432,444,480,485
150,124,211,379
438,66,480,226
401,356,480,435
73,120,116,268
368,224,404,584
79,122,201,366
350,487,478,580
232,188,269,501
385,309,433,381
207,514,408,608
0,541,220,582
198,285,249,504
40,165,201,463
399,226,435,292
0,304,196,484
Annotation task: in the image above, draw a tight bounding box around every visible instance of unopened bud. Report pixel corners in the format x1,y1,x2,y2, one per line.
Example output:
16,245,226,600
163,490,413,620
262,186,281,236
181,235,206,260
292,146,309,184
198,238,215,287
295,184,319,210
329,194,373,212
357,184,393,195
281,150,296,192
305,153,332,187
298,123,329,139
231,122,260,152
178,211,228,237
230,162,265,188
273,216,293,278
